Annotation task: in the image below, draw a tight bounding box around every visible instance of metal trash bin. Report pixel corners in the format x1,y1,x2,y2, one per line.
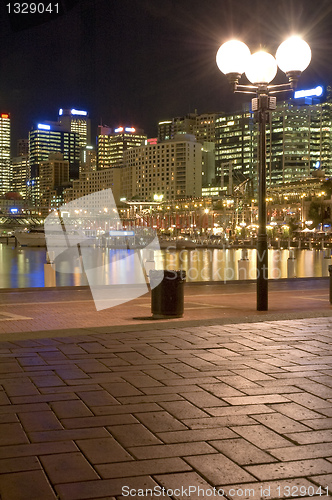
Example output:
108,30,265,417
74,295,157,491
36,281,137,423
329,265,332,305
150,270,186,319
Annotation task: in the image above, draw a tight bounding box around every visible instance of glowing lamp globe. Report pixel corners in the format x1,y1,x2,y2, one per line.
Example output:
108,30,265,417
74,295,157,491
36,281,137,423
245,51,278,84
216,40,251,76
276,36,311,74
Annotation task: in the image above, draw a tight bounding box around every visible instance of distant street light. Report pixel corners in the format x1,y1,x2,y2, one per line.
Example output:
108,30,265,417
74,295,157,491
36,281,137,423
216,36,311,311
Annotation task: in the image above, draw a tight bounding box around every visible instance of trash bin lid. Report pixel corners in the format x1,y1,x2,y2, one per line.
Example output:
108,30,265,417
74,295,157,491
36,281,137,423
149,269,186,280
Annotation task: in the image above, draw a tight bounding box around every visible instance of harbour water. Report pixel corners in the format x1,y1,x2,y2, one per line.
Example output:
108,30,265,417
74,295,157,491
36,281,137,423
0,243,331,289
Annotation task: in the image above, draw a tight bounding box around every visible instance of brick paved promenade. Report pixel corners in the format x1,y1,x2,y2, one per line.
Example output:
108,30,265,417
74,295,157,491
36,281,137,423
0,280,331,499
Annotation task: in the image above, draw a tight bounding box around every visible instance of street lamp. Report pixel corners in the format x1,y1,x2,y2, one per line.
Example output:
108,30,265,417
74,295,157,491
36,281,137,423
216,35,311,311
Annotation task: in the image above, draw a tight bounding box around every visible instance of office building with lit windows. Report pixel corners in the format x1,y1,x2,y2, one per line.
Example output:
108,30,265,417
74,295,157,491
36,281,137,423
214,86,332,190
0,113,11,196
39,153,69,207
266,93,332,184
58,108,91,148
29,122,80,179
97,126,146,169
158,112,218,144
12,155,29,199
122,134,202,201
215,108,254,188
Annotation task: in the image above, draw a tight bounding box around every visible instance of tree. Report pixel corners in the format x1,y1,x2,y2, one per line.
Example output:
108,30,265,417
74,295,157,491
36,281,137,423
308,201,323,229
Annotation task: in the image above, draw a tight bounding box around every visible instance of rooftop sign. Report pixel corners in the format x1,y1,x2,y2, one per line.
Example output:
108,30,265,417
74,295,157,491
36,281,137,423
294,85,323,99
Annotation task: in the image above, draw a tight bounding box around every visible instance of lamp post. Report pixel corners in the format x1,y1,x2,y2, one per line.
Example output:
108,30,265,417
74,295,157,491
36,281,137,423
216,36,311,311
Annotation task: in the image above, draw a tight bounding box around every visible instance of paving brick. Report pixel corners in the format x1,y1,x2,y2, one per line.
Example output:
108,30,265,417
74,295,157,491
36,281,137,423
269,442,332,461
157,427,237,444
107,423,162,446
159,401,210,419
135,411,187,432
285,430,332,444
96,457,191,479
40,452,99,484
0,456,41,474
0,361,23,373
76,437,133,464
0,422,29,446
269,402,325,420
299,418,332,429
252,413,311,433
222,394,290,405
129,442,217,460
245,458,332,480
0,470,57,499
0,441,78,459
50,400,94,418
61,414,138,429
154,471,227,500
100,382,143,397
30,374,66,388
285,392,332,409
221,479,317,500
76,390,120,407
310,474,332,491
92,402,162,416
28,427,111,442
55,475,159,500
185,453,256,485
212,438,277,465
1,379,40,396
230,424,293,449
178,390,228,408
207,404,275,417
18,411,63,432
183,415,256,429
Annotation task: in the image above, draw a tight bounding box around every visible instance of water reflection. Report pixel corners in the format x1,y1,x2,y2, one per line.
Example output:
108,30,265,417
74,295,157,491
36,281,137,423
0,244,330,288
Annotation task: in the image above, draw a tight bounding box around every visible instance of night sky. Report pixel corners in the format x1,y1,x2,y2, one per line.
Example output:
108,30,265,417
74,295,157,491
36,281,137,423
1,0,332,152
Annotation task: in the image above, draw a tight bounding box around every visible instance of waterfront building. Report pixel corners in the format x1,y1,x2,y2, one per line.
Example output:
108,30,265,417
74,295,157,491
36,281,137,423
12,155,29,199
29,121,80,178
64,166,121,205
214,87,332,192
97,126,146,169
122,134,202,201
158,112,218,144
39,153,69,207
58,108,91,149
80,146,97,173
215,108,255,191
0,113,11,196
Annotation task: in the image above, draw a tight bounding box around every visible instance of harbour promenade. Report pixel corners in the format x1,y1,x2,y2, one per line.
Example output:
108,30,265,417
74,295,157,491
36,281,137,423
0,279,331,499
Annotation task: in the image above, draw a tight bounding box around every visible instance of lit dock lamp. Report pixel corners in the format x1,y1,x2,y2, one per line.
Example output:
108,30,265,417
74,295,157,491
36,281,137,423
216,36,311,310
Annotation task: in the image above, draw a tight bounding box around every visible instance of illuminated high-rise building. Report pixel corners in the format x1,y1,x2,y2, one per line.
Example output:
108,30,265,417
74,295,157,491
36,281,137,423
17,138,29,156
39,153,69,207
12,155,29,199
158,113,218,144
58,108,91,148
0,113,11,196
97,126,146,169
29,122,80,178
122,134,202,201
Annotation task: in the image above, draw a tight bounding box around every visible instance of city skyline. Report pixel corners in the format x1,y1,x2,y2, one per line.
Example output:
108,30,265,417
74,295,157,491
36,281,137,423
1,0,332,148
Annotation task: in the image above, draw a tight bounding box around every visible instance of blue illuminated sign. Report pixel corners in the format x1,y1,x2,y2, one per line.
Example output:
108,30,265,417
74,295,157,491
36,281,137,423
294,86,323,99
10,208,18,214
58,108,63,116
71,109,88,116
38,123,51,130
